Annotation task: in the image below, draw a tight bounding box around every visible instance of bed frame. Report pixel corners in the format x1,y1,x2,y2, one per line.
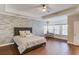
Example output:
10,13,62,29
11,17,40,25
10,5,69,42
14,27,46,55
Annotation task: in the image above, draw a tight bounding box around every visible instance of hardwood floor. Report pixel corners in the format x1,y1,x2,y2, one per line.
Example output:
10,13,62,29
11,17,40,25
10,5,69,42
0,44,20,55
0,38,79,55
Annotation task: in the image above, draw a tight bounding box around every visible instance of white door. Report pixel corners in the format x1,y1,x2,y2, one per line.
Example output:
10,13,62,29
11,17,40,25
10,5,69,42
74,21,79,45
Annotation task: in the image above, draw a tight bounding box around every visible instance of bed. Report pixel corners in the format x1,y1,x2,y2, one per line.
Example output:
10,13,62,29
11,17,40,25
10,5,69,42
13,27,46,54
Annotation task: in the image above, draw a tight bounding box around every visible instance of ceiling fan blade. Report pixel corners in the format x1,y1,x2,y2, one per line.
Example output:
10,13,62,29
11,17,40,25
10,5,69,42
29,4,42,9
46,5,53,12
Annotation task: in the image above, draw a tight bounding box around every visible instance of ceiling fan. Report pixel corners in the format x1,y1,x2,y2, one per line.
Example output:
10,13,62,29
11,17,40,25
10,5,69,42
30,4,52,12
42,4,47,12
42,4,55,12
25,4,52,12
42,4,52,12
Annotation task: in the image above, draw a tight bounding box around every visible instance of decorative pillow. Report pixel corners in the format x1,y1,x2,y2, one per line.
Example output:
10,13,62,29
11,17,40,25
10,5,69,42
25,30,31,35
19,31,26,37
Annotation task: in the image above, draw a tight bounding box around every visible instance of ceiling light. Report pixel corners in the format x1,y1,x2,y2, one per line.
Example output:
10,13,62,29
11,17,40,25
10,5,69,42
43,8,46,12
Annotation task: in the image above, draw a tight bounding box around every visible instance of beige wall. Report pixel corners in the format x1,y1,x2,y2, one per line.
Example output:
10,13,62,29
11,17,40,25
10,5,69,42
68,14,79,43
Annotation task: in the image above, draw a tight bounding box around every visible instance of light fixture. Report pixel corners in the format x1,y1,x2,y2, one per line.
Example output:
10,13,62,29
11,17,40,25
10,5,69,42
42,4,47,12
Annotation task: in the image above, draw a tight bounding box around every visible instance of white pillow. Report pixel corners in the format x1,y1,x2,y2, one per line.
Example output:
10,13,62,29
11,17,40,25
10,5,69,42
19,31,26,37
25,31,31,35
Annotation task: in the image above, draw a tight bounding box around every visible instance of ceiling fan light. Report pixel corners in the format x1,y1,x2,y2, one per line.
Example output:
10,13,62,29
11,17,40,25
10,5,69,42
42,8,46,12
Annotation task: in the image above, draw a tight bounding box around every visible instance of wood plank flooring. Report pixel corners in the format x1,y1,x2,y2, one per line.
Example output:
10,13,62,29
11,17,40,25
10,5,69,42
0,38,79,55
0,44,19,55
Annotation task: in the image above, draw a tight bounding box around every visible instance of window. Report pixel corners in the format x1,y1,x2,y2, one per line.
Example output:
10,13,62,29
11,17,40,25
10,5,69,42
48,26,54,33
44,26,47,34
54,25,60,34
44,24,68,35
62,25,68,35
44,25,54,34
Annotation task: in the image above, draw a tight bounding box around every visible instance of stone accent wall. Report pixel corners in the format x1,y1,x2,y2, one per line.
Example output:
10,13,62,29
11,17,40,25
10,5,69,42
0,14,33,45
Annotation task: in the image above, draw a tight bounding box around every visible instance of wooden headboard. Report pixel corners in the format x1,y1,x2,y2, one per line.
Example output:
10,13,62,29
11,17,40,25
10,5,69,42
14,27,32,36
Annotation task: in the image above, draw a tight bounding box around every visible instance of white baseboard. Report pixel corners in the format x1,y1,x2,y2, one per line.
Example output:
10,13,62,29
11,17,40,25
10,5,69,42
67,41,73,44
68,41,79,46
0,43,14,47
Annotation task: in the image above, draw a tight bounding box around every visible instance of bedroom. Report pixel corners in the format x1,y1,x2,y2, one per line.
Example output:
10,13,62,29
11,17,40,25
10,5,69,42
0,4,79,55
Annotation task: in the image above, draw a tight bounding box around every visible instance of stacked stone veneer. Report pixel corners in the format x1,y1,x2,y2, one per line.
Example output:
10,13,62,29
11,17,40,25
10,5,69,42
0,14,33,45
